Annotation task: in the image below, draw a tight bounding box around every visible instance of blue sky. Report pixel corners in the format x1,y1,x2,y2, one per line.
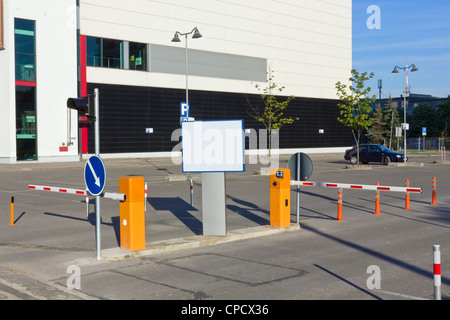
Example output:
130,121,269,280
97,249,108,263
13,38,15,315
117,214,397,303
352,0,450,98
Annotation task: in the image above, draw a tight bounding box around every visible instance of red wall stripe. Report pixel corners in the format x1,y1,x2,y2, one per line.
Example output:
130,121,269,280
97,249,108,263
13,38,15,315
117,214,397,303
79,35,88,154
15,80,36,87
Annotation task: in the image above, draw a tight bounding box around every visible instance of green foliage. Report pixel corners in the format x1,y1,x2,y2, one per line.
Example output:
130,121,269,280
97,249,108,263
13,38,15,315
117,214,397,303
407,98,450,139
335,69,377,166
366,105,384,144
248,69,298,153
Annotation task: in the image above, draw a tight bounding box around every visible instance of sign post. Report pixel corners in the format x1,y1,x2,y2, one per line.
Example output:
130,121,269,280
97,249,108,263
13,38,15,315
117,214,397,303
288,153,313,225
181,120,245,236
422,127,427,151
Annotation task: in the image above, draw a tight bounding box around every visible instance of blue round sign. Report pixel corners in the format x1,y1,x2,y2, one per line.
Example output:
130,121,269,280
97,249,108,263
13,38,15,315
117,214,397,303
84,156,106,196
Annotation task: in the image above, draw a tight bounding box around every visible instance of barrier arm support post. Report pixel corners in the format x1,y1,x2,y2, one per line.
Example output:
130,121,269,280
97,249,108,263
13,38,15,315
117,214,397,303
404,180,411,210
10,196,14,226
119,176,146,252
374,182,381,215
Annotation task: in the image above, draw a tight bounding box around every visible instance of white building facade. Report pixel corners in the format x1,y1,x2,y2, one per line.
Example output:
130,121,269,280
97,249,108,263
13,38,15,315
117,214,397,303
0,0,352,163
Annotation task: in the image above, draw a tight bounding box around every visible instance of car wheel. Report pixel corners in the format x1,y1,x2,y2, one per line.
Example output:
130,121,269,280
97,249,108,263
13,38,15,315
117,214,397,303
350,156,357,165
384,156,391,165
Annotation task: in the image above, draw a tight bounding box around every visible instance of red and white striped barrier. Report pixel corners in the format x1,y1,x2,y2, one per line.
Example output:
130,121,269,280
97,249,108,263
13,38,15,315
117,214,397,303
291,180,422,194
28,184,126,202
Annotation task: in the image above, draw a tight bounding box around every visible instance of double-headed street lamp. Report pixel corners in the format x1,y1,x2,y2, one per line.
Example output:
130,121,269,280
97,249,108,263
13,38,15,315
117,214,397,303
392,64,419,162
171,27,202,107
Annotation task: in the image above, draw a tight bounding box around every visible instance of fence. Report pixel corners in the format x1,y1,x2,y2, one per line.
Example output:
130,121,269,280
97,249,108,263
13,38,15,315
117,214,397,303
403,137,450,151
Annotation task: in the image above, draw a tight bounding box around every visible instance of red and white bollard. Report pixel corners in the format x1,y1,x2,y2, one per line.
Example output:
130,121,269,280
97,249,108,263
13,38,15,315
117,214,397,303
144,182,148,211
86,191,89,218
434,245,441,300
190,179,194,207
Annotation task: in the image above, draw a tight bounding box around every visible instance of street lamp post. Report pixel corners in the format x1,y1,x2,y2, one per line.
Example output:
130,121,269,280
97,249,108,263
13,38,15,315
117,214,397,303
392,64,419,162
171,27,202,107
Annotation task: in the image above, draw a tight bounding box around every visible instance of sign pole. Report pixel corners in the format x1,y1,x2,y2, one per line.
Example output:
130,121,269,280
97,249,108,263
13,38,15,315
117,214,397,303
94,88,101,260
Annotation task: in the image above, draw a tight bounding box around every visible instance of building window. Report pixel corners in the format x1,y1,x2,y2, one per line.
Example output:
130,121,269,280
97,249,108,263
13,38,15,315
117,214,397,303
129,42,147,71
15,85,37,160
86,36,147,71
102,38,123,69
86,36,101,67
14,19,36,82
15,18,37,161
86,36,124,69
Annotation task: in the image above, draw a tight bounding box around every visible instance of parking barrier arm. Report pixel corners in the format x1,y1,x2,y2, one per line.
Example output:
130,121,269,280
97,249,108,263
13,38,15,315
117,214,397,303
28,184,126,202
291,181,422,194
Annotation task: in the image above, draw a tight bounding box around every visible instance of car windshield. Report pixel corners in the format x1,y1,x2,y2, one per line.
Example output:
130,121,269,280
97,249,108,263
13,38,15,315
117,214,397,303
379,145,390,152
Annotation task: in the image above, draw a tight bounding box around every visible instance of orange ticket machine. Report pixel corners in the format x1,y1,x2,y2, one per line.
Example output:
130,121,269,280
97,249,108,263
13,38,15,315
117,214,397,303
119,176,145,251
270,169,291,227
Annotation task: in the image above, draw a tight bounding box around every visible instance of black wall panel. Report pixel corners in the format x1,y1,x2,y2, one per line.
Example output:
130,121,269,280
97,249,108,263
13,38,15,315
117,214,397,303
86,83,352,154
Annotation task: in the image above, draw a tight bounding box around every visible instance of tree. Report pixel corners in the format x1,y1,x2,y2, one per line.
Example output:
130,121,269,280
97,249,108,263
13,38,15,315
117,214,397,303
408,104,438,138
335,69,376,167
383,96,401,150
248,69,298,155
366,105,385,144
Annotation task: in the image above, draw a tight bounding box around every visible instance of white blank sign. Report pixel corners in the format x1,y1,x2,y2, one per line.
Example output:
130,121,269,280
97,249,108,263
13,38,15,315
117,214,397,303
182,120,245,173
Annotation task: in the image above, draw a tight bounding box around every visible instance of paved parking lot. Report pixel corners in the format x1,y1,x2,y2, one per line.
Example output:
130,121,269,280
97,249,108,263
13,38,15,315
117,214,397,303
0,151,449,300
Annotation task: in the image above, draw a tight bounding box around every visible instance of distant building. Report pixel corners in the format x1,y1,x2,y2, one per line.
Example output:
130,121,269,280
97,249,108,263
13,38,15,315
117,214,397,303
372,94,449,114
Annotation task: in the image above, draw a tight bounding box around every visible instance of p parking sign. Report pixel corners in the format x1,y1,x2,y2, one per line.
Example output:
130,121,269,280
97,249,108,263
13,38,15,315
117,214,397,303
180,102,190,118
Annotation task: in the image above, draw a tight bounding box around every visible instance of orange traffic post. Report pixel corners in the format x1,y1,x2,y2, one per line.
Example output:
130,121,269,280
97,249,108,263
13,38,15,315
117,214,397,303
374,182,382,215
119,176,146,251
431,177,438,206
10,196,14,226
337,188,344,221
404,179,411,210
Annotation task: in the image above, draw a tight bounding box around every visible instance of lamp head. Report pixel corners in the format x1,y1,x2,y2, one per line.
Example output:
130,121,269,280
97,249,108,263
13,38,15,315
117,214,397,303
192,28,202,39
411,64,419,72
171,33,181,42
392,66,399,74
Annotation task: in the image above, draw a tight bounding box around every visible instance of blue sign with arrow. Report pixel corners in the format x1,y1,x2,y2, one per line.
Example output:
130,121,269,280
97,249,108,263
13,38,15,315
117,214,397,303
84,155,106,196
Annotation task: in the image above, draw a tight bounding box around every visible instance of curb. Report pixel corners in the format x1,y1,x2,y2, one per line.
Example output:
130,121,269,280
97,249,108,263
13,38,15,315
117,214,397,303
100,224,301,262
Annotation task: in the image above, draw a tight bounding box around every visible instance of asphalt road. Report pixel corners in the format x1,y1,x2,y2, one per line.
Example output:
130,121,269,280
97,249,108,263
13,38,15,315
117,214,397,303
0,151,449,306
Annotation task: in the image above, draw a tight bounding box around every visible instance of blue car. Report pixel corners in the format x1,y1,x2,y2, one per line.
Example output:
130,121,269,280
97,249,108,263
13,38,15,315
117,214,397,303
344,144,407,165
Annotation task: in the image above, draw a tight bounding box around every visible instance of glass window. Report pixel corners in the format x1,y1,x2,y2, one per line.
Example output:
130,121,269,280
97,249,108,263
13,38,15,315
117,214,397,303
102,38,123,69
14,18,35,82
86,37,124,69
16,86,37,160
129,42,147,71
86,36,101,67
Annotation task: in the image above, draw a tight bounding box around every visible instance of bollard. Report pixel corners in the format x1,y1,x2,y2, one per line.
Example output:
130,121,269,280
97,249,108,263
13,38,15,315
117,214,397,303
337,188,344,221
144,182,148,211
373,182,381,215
431,177,438,206
404,180,411,210
190,179,194,207
433,245,441,300
10,196,14,226
85,192,89,218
